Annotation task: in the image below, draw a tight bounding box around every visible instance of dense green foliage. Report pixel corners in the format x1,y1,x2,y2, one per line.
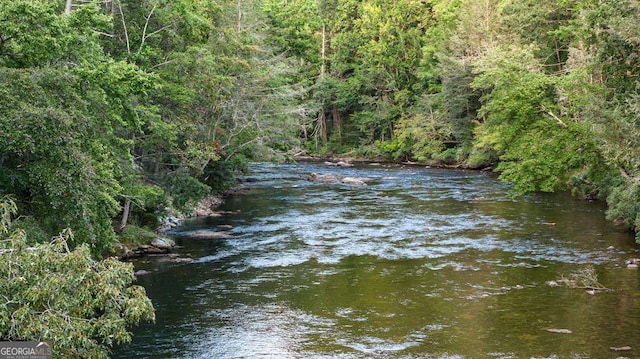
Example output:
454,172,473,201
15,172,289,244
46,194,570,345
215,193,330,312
6,1,636,246
0,1,299,355
0,197,155,358
0,0,300,254
1,0,640,354
260,0,640,241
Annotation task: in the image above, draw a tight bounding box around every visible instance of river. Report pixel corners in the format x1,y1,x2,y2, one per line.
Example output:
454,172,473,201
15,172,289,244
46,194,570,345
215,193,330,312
114,162,640,358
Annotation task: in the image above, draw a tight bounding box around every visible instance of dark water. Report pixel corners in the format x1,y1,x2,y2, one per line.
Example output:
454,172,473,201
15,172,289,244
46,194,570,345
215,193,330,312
114,162,640,359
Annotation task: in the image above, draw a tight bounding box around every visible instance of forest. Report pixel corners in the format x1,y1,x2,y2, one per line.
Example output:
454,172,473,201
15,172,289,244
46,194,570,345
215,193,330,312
1,0,640,356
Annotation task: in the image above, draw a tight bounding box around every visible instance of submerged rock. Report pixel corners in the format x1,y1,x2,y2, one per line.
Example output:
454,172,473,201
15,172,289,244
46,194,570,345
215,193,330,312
546,328,573,334
307,173,340,184
172,257,196,264
625,258,640,269
341,177,367,186
184,229,234,239
323,161,353,167
155,255,196,264
307,172,373,187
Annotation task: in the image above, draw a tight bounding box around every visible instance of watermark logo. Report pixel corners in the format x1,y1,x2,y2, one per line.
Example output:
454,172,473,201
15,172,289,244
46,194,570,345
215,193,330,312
0,342,52,359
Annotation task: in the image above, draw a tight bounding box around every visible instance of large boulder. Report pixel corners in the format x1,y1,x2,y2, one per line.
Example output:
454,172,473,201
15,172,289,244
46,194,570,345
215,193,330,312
151,237,176,250
307,173,340,184
157,214,182,231
341,177,367,186
307,173,372,187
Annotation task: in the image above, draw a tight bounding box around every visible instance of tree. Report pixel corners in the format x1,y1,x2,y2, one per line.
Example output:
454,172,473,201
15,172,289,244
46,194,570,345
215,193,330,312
1,0,301,252
501,0,578,72
262,0,326,148
0,66,138,254
559,0,640,239
0,196,155,358
379,93,453,163
0,0,160,253
472,45,606,195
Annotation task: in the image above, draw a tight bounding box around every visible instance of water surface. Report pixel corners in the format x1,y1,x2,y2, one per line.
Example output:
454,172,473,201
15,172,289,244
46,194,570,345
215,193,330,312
114,162,640,358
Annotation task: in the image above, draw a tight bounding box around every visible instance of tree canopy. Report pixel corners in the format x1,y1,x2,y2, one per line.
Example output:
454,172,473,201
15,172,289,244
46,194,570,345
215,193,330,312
0,0,303,255
0,196,155,358
1,0,301,356
4,0,637,248
260,0,640,241
2,0,640,356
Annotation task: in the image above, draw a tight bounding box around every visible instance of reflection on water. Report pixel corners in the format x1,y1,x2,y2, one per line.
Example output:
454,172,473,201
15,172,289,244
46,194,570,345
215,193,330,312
114,162,640,359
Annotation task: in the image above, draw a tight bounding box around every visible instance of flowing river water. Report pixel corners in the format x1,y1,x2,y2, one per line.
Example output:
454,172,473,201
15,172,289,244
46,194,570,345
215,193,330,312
114,162,640,358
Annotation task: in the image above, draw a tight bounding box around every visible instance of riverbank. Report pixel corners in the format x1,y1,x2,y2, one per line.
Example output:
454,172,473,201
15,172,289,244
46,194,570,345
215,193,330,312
113,154,459,261
295,151,639,241
114,194,226,262
292,151,494,171
115,153,632,263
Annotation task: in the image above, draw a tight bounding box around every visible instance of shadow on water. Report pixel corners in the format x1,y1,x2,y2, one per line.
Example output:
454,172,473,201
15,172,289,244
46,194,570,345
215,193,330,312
113,162,640,359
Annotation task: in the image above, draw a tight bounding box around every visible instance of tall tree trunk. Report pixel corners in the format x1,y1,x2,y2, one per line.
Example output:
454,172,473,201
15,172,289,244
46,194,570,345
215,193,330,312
317,112,327,145
114,0,131,54
320,23,326,77
65,0,73,14
117,198,131,233
332,105,341,141
316,22,327,145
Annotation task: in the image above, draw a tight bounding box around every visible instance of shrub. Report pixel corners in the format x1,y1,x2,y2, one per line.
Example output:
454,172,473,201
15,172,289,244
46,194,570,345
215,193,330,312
0,196,155,358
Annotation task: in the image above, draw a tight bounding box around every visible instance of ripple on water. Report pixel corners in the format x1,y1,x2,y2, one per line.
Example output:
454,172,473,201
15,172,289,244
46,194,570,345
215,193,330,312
116,162,640,359
245,249,314,268
184,304,337,359
336,336,420,355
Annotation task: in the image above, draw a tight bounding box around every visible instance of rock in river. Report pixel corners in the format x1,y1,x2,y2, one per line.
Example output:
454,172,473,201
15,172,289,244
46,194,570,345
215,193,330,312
609,345,632,351
307,173,340,184
546,328,573,334
151,237,176,250
323,161,353,167
185,229,234,239
341,177,368,186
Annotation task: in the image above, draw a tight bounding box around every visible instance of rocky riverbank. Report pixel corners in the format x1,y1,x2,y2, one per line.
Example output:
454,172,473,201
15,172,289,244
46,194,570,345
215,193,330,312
116,195,225,263
157,195,225,232
292,151,493,170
